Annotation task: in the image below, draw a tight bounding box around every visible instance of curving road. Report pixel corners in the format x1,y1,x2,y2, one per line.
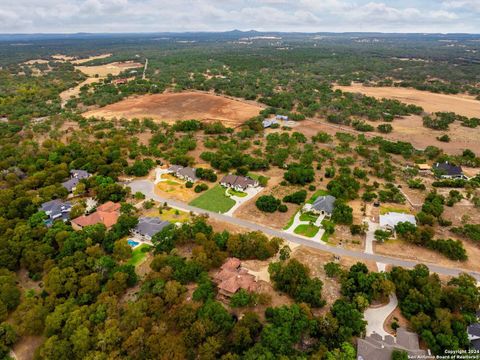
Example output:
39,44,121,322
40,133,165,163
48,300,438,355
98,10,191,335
129,180,480,281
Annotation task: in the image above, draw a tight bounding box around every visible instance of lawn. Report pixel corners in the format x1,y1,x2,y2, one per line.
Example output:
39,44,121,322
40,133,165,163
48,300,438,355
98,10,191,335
144,207,191,223
380,206,411,215
227,188,248,197
127,244,152,266
299,212,319,222
189,185,236,213
294,224,320,238
307,189,329,204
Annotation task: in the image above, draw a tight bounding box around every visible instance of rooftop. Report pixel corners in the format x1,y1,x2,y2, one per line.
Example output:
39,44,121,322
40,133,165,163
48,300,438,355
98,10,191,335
311,195,336,214
380,212,416,229
72,201,120,229
433,162,463,176
135,217,170,238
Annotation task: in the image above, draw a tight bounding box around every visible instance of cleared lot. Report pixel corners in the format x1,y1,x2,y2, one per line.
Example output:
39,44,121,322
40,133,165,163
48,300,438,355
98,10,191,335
83,91,263,126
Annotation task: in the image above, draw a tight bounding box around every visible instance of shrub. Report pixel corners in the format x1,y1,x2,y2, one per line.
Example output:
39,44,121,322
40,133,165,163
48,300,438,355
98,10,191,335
255,195,281,213
284,164,315,185
374,229,391,242
185,181,193,188
377,123,393,133
436,134,450,142
283,190,307,204
427,239,467,261
324,262,342,278
194,183,208,193
332,202,353,225
278,204,288,213
308,185,316,191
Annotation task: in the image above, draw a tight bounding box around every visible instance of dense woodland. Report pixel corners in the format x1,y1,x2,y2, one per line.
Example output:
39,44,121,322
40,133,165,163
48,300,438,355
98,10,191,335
0,33,480,359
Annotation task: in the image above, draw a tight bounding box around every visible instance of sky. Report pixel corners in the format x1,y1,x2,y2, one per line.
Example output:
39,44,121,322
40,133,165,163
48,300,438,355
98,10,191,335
0,0,479,34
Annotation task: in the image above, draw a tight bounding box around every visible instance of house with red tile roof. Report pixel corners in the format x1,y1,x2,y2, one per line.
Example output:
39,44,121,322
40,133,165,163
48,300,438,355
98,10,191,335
71,201,121,230
214,257,258,297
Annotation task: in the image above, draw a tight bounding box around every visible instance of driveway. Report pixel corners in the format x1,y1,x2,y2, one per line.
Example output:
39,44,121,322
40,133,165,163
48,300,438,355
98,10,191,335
364,219,377,255
364,294,398,338
284,211,325,243
127,179,480,281
225,186,263,216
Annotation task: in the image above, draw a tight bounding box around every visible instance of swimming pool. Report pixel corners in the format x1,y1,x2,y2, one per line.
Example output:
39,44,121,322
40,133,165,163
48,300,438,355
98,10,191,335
128,239,140,247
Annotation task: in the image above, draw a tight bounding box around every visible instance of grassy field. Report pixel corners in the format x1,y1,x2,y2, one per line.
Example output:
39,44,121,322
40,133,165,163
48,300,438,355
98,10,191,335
227,188,247,197
127,244,152,266
144,207,191,223
294,224,320,238
299,212,319,222
380,206,411,215
307,189,329,204
189,185,236,213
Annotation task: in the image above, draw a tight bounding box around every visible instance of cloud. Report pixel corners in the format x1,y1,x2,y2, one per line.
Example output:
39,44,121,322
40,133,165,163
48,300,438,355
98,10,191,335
0,0,476,33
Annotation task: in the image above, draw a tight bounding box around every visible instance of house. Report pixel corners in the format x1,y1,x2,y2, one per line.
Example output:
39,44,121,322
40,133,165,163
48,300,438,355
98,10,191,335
275,114,289,121
380,212,416,232
417,163,431,174
131,217,170,241
71,201,120,230
62,169,91,193
262,119,278,128
214,258,258,297
40,199,72,224
357,328,429,360
167,165,198,183
112,78,128,85
468,322,480,351
220,174,258,191
432,162,468,180
302,195,336,217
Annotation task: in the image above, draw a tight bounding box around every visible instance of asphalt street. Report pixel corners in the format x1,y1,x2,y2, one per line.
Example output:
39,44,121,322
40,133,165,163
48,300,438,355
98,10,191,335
130,179,480,281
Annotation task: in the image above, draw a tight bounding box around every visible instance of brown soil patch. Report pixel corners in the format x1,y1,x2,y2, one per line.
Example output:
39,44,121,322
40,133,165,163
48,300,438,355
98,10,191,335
335,83,480,118
71,53,112,64
153,176,200,202
52,54,76,61
16,269,42,293
75,61,142,77
385,307,410,335
12,336,44,360
23,59,49,65
83,92,263,126
375,237,480,273
59,77,101,104
365,115,480,154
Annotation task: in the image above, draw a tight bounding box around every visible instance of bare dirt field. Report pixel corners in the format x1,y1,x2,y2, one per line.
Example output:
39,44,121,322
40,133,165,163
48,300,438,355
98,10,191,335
295,116,480,155
375,237,480,273
153,175,201,203
364,115,480,154
75,61,142,77
83,91,264,126
71,53,112,64
335,83,480,118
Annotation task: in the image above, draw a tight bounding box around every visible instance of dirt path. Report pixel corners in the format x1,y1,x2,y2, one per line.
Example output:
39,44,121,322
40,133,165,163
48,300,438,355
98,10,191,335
60,77,103,106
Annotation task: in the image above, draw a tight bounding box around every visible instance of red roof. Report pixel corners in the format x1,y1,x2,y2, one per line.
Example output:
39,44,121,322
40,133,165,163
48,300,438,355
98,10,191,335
72,201,120,229
215,258,257,296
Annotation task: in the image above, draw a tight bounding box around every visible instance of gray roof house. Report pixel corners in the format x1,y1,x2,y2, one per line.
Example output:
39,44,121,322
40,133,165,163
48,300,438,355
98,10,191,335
132,217,171,241
168,165,198,183
357,328,429,360
468,323,480,350
220,174,258,191
302,195,336,216
432,162,467,180
62,169,91,192
40,199,72,224
71,169,91,180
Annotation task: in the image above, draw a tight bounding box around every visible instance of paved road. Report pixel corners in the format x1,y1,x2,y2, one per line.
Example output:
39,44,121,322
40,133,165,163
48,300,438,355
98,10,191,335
129,180,480,281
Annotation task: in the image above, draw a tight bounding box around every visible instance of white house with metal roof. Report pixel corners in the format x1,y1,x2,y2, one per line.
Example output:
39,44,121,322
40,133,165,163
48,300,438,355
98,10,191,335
379,212,416,232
